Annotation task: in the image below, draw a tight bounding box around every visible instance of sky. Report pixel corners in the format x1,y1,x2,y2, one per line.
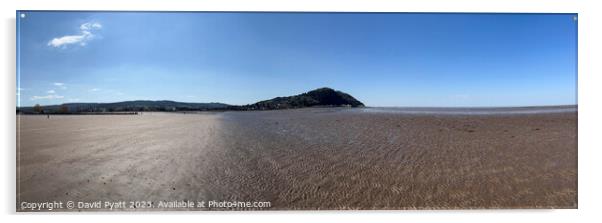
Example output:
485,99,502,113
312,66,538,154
16,12,577,107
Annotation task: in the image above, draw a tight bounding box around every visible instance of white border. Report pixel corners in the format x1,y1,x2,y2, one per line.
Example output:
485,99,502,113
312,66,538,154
2,0,601,222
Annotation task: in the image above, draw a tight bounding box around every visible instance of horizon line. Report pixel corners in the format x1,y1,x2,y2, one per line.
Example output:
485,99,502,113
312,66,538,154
15,99,578,109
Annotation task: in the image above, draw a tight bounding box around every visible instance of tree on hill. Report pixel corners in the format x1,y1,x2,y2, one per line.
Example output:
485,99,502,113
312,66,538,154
59,105,69,113
33,104,43,113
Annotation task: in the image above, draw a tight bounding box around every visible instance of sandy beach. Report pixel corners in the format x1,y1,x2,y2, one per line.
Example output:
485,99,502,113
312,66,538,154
16,107,577,210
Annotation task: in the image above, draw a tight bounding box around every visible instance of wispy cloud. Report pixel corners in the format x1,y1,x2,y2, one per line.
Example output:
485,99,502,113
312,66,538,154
30,94,64,100
89,88,100,92
80,22,102,31
48,22,102,48
30,84,67,100
53,82,67,89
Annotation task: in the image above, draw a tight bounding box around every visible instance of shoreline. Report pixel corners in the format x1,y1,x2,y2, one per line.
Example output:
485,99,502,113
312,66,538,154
17,105,578,116
354,105,577,115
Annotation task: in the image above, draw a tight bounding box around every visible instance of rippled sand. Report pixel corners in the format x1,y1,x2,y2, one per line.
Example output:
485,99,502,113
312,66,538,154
17,108,577,211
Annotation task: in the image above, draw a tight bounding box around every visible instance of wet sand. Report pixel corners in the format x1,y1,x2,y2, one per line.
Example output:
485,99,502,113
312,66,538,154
16,108,577,210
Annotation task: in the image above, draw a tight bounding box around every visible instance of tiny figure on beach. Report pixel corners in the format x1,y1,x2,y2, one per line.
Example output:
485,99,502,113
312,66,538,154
47,114,50,119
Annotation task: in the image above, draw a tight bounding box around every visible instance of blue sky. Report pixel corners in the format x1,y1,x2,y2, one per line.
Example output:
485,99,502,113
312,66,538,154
16,12,577,107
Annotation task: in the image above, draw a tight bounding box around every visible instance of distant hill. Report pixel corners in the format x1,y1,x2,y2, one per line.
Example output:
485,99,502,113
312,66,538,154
16,87,364,113
242,87,364,110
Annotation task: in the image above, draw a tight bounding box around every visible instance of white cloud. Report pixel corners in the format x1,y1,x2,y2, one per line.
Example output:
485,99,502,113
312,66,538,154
48,22,102,48
89,88,100,92
80,22,102,31
30,94,64,100
47,90,56,94
53,82,67,89
48,35,89,47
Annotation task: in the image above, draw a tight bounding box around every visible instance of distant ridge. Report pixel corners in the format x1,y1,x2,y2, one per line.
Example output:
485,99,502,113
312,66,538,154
17,100,230,113
17,87,364,113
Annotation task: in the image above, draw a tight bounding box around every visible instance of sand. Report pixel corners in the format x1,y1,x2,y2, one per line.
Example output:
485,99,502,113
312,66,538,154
16,108,577,211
